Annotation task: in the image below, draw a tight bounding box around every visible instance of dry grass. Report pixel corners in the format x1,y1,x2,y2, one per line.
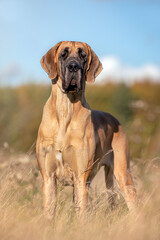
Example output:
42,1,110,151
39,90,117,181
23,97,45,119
0,150,160,240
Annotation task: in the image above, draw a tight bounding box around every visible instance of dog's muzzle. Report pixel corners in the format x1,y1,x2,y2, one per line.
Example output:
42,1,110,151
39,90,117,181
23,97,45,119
62,60,83,93
67,61,80,73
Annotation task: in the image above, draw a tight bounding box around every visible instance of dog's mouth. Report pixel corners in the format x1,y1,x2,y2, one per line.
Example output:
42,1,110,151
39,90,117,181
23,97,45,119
61,60,83,93
64,78,81,93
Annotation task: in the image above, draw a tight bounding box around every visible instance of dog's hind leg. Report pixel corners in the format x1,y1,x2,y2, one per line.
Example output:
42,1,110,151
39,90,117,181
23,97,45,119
104,165,116,209
112,126,137,211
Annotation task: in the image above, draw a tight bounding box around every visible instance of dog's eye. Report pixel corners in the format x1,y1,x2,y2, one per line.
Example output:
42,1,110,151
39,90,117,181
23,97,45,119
78,49,87,62
61,48,69,60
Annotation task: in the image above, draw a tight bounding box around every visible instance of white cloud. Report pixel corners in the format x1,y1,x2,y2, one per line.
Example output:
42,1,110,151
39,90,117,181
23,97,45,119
0,64,21,85
0,64,20,79
96,56,160,85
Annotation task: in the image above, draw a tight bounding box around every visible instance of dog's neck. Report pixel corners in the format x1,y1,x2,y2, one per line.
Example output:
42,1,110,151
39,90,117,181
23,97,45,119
50,78,90,152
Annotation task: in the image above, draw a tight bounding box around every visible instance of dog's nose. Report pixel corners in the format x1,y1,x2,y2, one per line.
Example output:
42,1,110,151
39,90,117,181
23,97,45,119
67,62,80,72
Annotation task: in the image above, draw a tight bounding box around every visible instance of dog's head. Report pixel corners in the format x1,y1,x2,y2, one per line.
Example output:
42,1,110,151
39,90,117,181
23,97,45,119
41,41,103,93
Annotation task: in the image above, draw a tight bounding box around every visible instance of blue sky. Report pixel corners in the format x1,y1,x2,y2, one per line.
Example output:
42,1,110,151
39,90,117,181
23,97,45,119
0,0,160,85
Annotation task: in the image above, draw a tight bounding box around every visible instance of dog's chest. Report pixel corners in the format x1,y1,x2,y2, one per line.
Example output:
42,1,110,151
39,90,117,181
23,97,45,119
54,140,75,186
52,125,78,185
55,150,74,186
42,103,93,185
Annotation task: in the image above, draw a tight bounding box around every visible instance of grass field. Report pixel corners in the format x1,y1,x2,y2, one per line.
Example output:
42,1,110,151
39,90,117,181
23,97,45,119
0,149,159,240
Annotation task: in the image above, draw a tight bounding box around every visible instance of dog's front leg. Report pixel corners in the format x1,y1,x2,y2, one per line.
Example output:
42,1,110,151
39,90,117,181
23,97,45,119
37,143,57,220
43,174,57,220
73,176,88,218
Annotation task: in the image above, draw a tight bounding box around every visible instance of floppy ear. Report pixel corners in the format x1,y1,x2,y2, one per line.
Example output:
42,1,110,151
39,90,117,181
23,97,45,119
40,41,62,79
86,45,103,83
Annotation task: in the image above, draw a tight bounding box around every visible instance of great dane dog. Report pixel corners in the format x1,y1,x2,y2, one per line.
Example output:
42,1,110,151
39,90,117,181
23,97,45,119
36,41,136,219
